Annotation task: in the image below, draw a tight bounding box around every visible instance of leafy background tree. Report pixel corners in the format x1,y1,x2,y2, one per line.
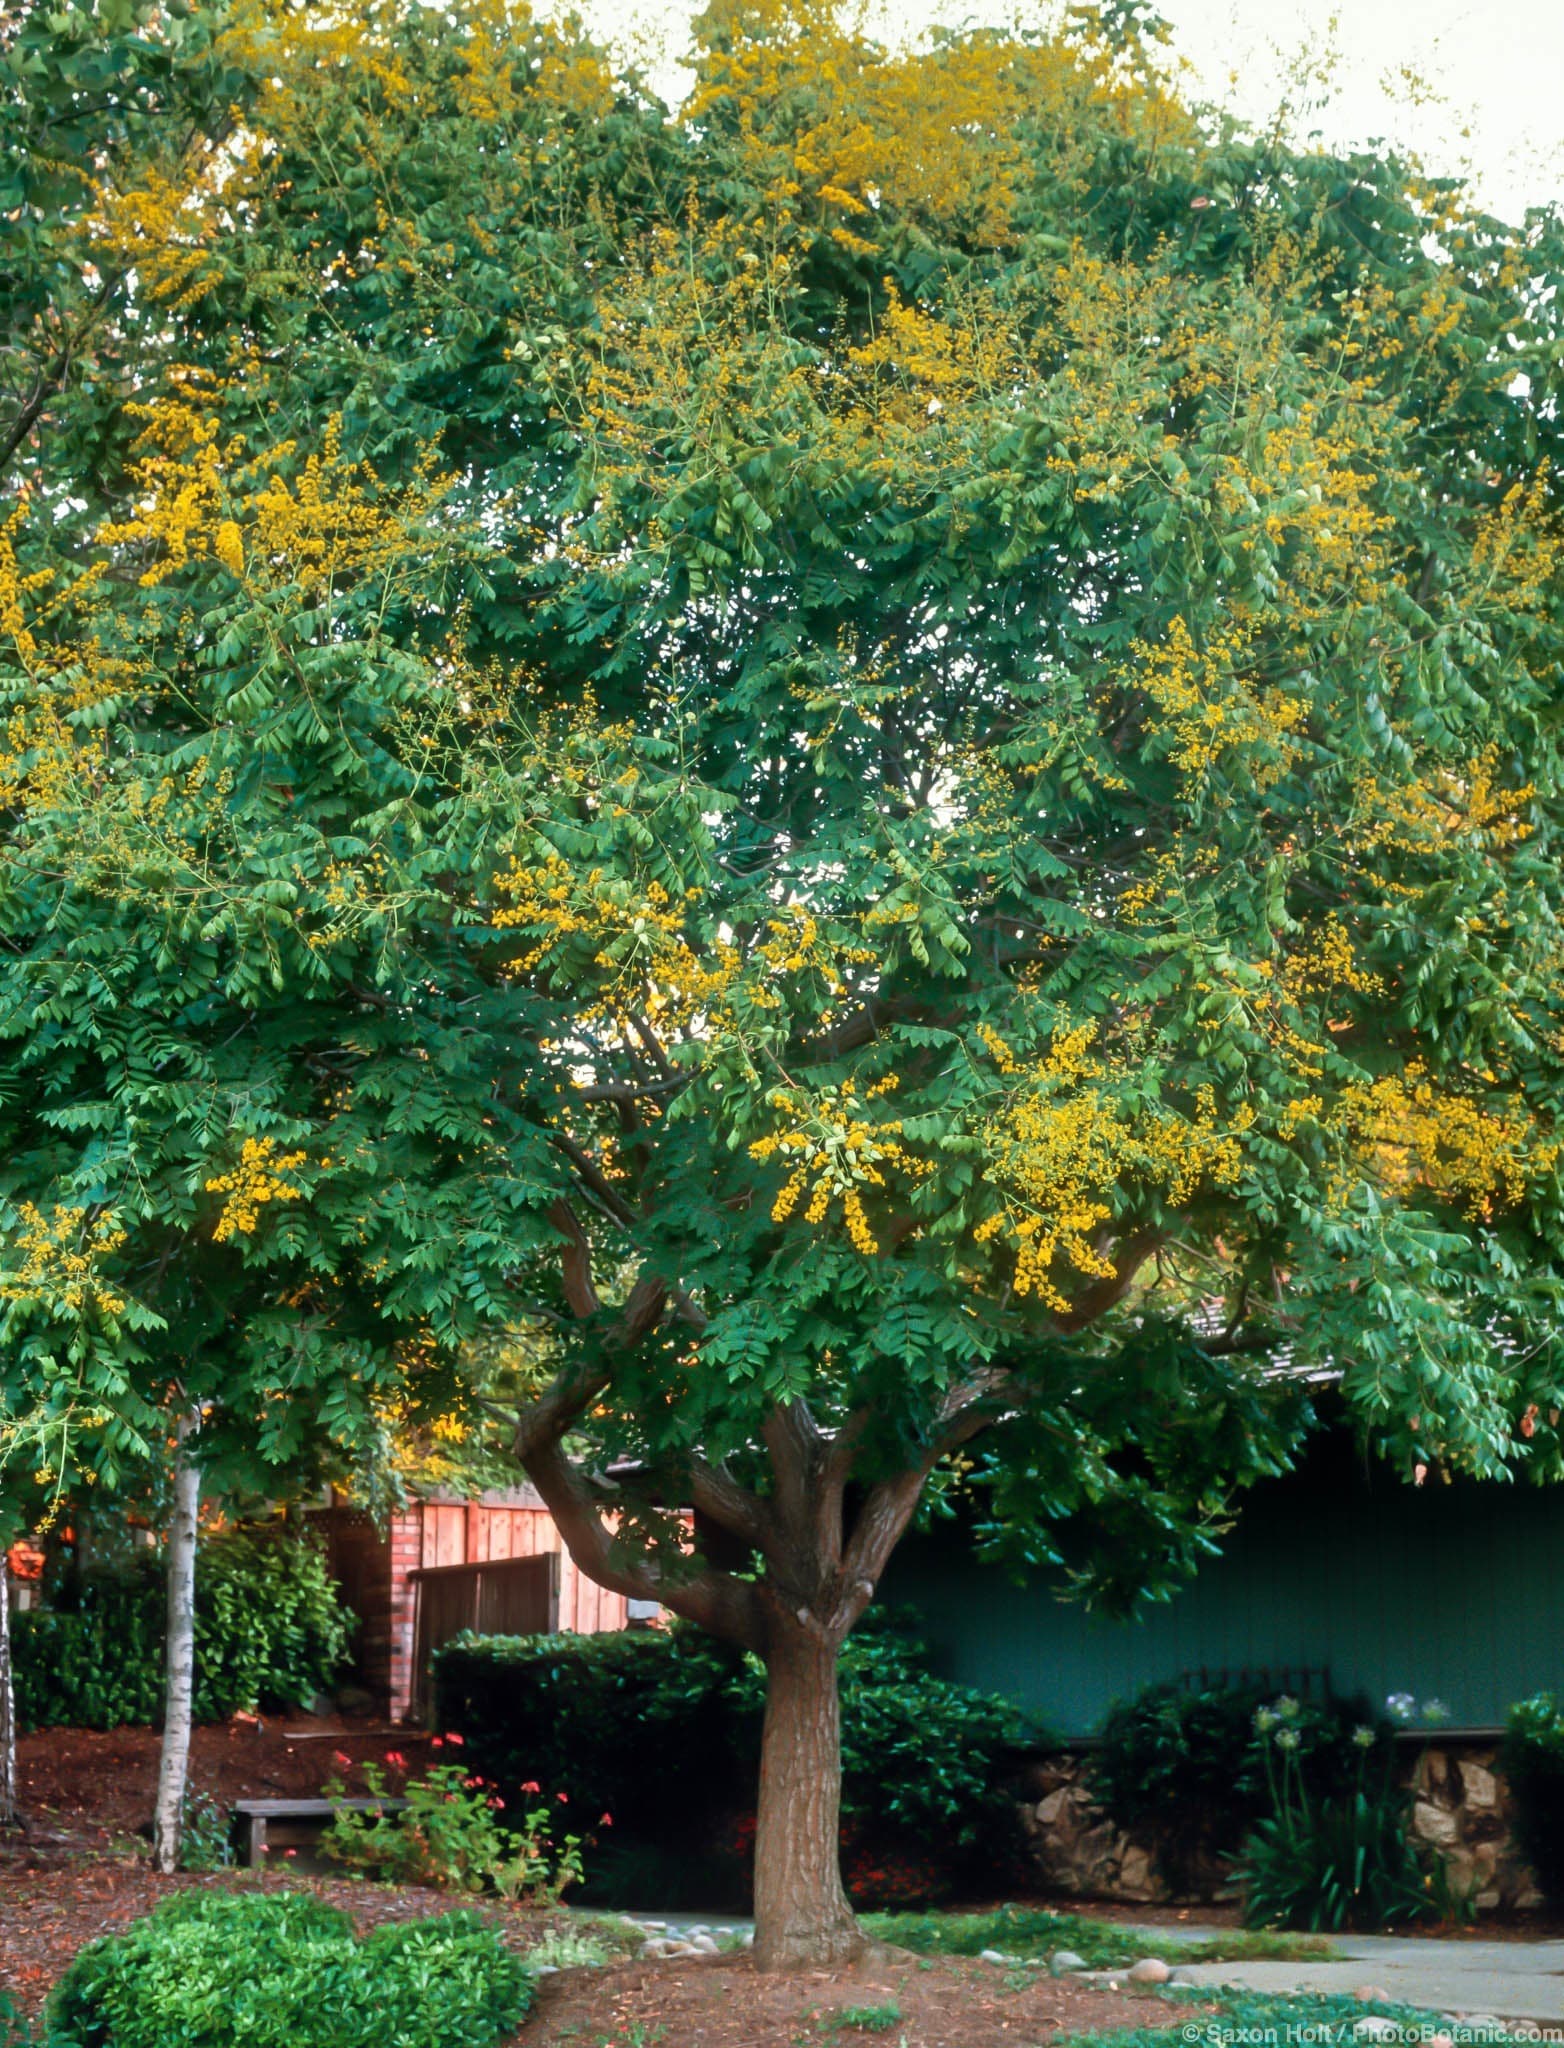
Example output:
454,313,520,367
2,0,1563,1959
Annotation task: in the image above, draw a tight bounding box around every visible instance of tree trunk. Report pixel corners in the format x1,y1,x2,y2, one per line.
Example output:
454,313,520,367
0,1547,16,1830
151,1412,201,1874
752,1616,863,1971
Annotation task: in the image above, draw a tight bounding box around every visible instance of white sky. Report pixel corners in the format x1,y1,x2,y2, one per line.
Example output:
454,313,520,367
583,0,1563,223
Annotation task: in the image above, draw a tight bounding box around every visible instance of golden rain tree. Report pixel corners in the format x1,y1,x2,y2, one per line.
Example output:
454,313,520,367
4,0,1564,1956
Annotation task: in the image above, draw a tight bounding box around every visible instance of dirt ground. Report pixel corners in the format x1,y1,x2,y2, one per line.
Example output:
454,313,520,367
0,1856,1188,2048
4,1717,1555,2040
0,1866,476,2013
526,1951,1181,2048
6,1714,435,1860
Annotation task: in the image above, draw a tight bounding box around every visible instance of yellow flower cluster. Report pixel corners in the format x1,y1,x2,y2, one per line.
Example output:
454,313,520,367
1131,613,1305,787
90,161,224,310
1469,466,1560,616
975,1027,1243,1313
0,1205,127,1316
749,1081,927,1254
1352,749,1535,860
97,386,451,598
491,857,738,1029
1333,1066,1557,1221
205,1137,309,1242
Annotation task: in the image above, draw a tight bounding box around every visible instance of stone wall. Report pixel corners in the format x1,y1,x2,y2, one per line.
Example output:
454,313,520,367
1014,1740,1540,1910
1409,1744,1540,1912
1015,1752,1167,1904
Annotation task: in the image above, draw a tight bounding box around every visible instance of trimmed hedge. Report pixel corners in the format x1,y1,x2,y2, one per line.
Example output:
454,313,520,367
13,1526,354,1732
433,1610,1034,1907
47,1892,532,2048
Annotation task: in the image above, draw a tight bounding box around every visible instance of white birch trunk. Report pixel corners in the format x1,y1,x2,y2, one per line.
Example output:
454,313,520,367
0,1547,16,1829
151,1411,201,1873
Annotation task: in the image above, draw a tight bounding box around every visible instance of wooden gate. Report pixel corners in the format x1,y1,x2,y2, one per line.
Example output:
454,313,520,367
409,1553,560,1717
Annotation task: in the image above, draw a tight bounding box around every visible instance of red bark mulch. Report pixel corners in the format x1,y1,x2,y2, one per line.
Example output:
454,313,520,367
525,1950,1187,2048
7,1713,433,1859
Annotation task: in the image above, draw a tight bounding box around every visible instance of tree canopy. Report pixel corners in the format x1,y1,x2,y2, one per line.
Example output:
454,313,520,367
3,0,1564,1962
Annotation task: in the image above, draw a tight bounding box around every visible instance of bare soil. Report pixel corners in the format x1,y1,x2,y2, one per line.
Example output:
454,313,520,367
526,1951,1184,2048
5,1714,435,1860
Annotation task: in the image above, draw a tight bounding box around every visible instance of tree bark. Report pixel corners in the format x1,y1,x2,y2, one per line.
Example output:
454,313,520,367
151,1411,201,1874
0,1547,16,1830
752,1614,863,1971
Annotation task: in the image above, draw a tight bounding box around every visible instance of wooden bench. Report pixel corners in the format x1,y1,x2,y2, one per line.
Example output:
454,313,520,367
231,1796,408,1868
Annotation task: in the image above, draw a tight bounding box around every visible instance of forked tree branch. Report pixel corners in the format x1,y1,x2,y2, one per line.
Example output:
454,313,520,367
525,1437,765,1648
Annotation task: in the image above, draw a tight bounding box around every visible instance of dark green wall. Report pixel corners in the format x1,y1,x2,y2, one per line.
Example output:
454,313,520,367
882,1441,1563,1735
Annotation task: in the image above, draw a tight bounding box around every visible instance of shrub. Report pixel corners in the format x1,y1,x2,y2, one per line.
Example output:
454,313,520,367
1234,1702,1432,1932
1091,1678,1392,1892
433,1608,1034,1907
432,1622,740,1835
322,1758,584,1900
47,1891,532,2048
1236,1790,1433,1932
1499,1693,1564,1902
12,1525,354,1731
178,1789,237,1872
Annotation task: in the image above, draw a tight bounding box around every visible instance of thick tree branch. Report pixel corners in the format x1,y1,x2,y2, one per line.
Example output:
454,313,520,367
551,1133,637,1229
687,1452,774,1557
547,1197,600,1318
763,1399,823,1552
1051,1231,1162,1333
525,1437,764,1648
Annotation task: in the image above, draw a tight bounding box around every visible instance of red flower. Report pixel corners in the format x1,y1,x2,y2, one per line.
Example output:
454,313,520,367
599,1812,613,1827
445,1731,465,1746
431,1736,443,1749
385,1751,408,1769
556,1791,569,1804
332,1751,352,1769
520,1780,540,1794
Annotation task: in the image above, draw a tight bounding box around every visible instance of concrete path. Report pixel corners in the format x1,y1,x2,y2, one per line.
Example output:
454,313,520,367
1166,1937,1564,2025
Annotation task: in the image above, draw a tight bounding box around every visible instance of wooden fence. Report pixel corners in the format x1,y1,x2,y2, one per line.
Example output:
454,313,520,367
409,1553,560,1717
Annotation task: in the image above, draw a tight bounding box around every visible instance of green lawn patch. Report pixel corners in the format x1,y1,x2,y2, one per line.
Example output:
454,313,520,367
862,1905,1335,1968
1061,1988,1447,2047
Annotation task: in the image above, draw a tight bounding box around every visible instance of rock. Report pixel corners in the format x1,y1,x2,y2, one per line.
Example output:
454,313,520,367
636,1919,667,1931
1127,1958,1171,1985
1050,1950,1088,1975
1117,1847,1159,1901
690,1935,719,1955
1476,1888,1501,1911
638,1940,671,1959
1460,1762,1499,1809
980,1950,1008,1965
1036,1788,1073,1826
1354,1987,1393,2006
533,1964,559,1978
1412,1799,1461,1847
741,1930,755,1949
1428,2035,1456,2048
685,1925,710,1937
1354,2019,1399,2040
1168,1970,1194,1988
